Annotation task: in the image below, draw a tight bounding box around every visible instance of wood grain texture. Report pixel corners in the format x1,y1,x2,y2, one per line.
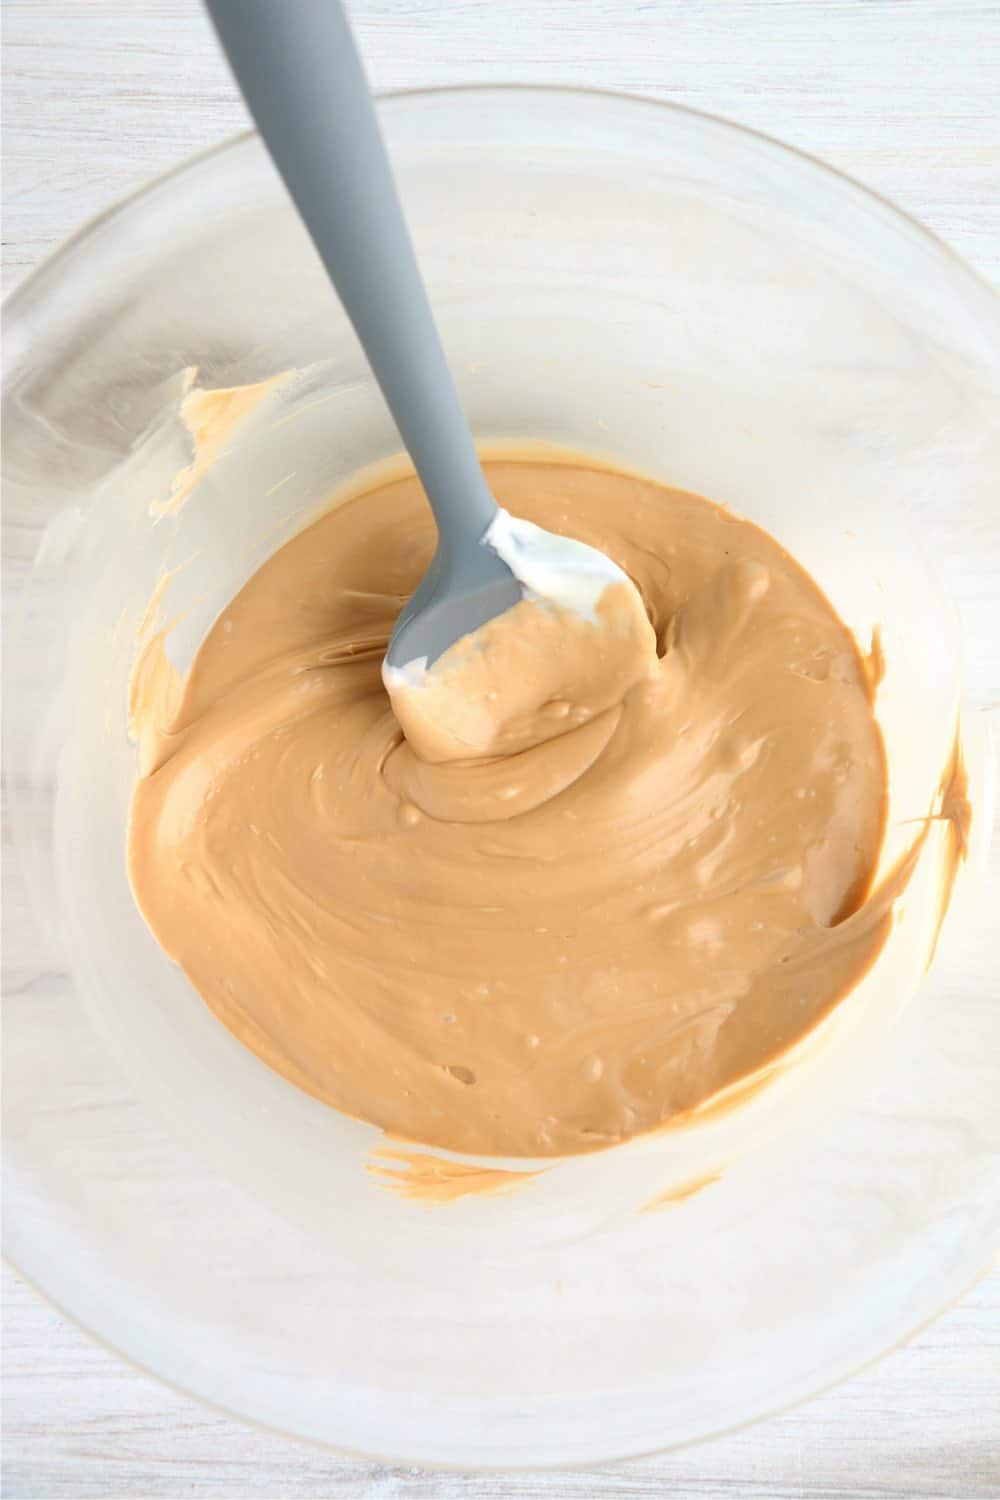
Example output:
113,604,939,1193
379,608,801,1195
3,1,1000,1496
5,0,1000,296
3,1260,1000,1499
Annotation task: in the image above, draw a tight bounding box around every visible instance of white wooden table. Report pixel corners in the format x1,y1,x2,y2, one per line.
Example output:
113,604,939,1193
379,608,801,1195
4,3,999,1496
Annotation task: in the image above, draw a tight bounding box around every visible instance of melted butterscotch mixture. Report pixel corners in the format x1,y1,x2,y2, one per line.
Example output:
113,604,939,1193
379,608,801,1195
129,456,890,1157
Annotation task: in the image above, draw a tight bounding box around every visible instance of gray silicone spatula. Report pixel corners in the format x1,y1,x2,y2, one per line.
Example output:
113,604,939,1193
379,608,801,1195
205,0,521,670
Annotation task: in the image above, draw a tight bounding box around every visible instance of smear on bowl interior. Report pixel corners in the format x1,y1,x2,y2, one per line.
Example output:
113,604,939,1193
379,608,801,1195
126,428,937,1162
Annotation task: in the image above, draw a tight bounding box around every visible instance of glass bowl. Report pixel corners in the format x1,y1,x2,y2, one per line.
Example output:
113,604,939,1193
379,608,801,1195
3,87,999,1468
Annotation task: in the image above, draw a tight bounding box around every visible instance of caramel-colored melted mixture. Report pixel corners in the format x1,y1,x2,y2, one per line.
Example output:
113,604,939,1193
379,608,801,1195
129,456,891,1158
368,1147,538,1202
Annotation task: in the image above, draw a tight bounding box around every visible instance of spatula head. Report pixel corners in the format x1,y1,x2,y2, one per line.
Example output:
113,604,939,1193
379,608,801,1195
385,546,522,673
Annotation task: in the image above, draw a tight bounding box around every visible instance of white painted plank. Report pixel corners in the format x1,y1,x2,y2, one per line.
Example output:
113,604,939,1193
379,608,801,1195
4,0,999,294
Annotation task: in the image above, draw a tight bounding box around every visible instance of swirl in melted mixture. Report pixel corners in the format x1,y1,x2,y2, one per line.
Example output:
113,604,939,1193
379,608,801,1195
128,456,889,1158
